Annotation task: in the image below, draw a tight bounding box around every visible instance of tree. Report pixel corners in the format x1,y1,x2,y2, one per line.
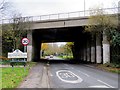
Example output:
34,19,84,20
2,13,30,56
85,7,118,45
0,0,11,36
85,6,119,63
11,13,28,49
41,43,48,51
63,42,74,55
0,0,8,12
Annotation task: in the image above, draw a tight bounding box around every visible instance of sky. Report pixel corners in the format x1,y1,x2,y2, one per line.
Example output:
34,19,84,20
9,0,119,17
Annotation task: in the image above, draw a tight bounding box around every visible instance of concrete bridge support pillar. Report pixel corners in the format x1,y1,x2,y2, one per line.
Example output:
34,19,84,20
103,31,110,64
96,34,102,63
87,41,90,62
73,41,81,62
32,31,41,62
81,48,84,61
84,48,86,61
27,31,33,62
91,36,95,63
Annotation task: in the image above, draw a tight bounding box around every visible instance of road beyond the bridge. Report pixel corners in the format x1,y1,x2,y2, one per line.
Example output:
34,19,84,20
18,62,118,89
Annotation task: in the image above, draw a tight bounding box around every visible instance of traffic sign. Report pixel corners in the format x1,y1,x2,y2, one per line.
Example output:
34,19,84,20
22,38,30,46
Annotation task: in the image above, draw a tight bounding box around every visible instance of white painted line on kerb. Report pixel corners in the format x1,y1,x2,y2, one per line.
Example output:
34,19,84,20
78,71,90,77
97,80,115,88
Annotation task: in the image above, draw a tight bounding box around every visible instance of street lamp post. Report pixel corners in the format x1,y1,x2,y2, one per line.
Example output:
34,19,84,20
84,0,85,16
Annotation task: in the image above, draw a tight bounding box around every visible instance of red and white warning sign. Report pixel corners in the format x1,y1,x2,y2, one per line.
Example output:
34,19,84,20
22,38,30,46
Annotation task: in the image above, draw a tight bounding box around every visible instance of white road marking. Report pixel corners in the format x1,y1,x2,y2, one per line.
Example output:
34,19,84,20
71,67,74,69
78,71,90,77
89,85,109,88
56,70,83,83
97,80,115,88
65,64,69,66
44,66,46,69
64,64,90,77
50,74,53,76
48,70,53,77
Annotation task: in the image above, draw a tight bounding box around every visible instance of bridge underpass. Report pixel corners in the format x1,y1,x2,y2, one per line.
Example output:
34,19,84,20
23,10,113,64
31,26,88,63
27,25,106,64
2,7,117,64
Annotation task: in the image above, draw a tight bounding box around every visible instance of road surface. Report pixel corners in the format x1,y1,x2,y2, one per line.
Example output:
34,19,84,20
48,63,118,88
45,56,63,60
19,62,119,88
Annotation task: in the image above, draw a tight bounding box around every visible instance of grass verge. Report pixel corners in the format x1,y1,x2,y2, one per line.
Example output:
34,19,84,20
1,62,36,88
97,64,120,74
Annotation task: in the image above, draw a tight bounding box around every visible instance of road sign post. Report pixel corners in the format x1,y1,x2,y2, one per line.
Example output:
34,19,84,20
22,38,30,61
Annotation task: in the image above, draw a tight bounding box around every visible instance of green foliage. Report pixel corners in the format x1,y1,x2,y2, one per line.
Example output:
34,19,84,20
104,62,120,68
2,14,30,56
2,29,14,56
2,62,36,88
63,42,74,55
110,30,120,46
85,6,120,64
85,7,118,43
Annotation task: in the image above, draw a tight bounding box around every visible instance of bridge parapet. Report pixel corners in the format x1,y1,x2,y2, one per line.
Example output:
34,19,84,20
1,7,119,24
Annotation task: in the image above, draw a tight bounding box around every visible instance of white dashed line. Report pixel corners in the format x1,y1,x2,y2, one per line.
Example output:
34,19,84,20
78,71,90,77
89,85,109,88
64,64,69,66
97,80,115,88
71,67,74,69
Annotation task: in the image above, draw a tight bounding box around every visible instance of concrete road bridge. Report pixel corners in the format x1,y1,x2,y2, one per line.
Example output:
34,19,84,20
2,7,119,64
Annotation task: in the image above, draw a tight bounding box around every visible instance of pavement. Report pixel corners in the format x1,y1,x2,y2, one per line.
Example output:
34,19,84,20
0,64,11,67
18,63,50,88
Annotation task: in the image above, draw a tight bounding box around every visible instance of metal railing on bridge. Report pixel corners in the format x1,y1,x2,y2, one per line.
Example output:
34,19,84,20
1,7,119,24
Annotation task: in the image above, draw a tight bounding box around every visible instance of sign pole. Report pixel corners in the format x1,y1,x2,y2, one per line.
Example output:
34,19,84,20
24,46,26,61
22,38,30,61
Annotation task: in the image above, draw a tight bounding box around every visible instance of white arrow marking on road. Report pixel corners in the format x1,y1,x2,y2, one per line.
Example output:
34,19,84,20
56,70,83,83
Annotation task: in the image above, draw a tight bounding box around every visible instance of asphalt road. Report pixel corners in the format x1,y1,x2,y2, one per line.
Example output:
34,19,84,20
48,63,118,88
45,56,63,60
19,62,119,89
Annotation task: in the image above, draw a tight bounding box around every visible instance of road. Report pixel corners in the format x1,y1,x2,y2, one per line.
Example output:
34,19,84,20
19,62,119,88
48,63,118,88
45,56,63,60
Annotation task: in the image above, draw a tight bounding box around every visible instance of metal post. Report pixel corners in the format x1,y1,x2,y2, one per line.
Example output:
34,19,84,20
24,46,27,61
84,0,85,16
24,46,27,52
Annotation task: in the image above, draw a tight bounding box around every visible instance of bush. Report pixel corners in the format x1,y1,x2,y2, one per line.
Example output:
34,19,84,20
0,56,11,60
111,55,120,63
0,56,11,65
104,62,120,68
